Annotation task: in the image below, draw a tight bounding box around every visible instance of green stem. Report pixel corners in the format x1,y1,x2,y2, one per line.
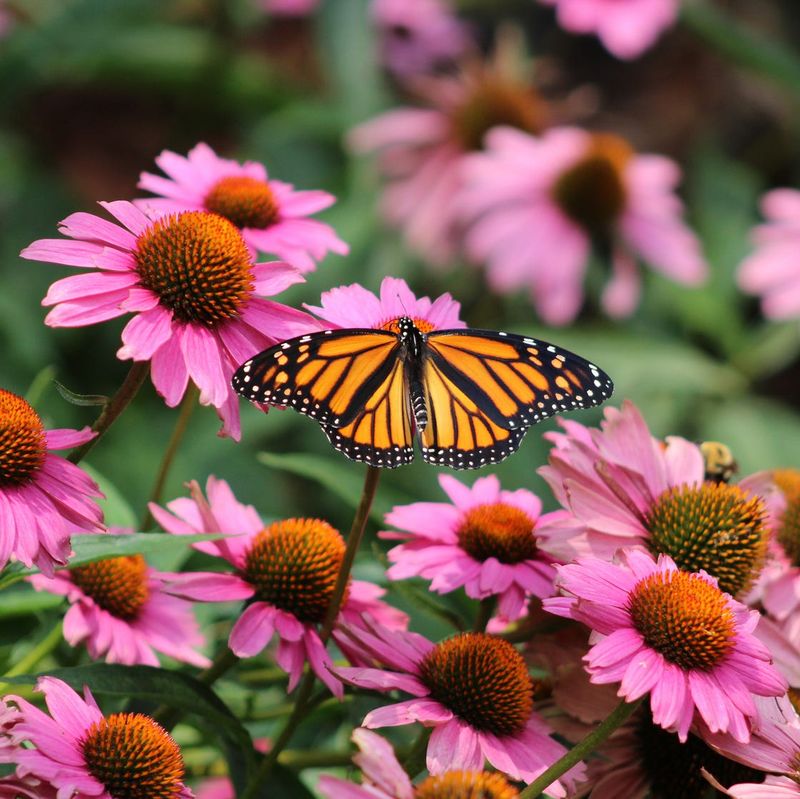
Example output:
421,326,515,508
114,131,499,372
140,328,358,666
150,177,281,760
239,465,382,799
681,2,800,101
473,597,497,632
140,384,199,530
67,362,150,465
278,748,358,770
518,698,643,799
0,622,63,691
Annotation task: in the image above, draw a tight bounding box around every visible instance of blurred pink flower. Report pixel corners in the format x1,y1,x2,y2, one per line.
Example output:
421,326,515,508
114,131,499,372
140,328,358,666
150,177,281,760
544,549,787,742
0,389,103,576
333,626,584,793
460,127,707,324
381,473,559,622
153,477,406,698
372,0,470,77
137,143,348,273
536,401,772,602
702,694,800,797
0,776,59,799
738,189,800,321
539,0,678,60
305,275,465,331
195,777,234,799
21,202,319,440
319,727,522,799
349,68,547,264
30,530,209,668
6,677,193,798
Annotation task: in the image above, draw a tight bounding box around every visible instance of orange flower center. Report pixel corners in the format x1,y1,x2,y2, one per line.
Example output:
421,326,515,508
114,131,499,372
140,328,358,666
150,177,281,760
0,389,47,486
774,469,800,567
628,570,736,670
645,482,768,598
380,317,436,334
82,713,185,799
243,518,346,624
415,770,519,799
457,502,538,564
204,175,280,230
451,77,547,152
419,632,533,736
551,133,632,235
71,556,150,621
135,211,254,326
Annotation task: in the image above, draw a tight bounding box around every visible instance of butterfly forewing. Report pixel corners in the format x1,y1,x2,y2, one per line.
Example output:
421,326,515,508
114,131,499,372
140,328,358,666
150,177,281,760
232,329,401,428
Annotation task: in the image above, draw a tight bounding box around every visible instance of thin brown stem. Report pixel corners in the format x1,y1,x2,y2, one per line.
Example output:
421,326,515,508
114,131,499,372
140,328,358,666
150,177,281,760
239,465,382,799
140,384,199,530
67,362,150,465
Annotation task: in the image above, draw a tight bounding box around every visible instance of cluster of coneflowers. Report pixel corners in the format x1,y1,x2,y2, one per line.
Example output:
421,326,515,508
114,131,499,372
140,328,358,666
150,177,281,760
1,4,800,799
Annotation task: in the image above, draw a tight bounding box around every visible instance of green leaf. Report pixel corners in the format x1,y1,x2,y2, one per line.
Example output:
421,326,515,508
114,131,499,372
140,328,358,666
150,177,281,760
0,588,64,619
79,464,138,529
257,452,414,524
6,663,256,794
53,380,108,407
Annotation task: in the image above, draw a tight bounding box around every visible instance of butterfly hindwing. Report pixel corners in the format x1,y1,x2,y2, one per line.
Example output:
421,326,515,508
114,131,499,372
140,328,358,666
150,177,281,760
232,329,401,428
321,356,415,468
418,329,613,467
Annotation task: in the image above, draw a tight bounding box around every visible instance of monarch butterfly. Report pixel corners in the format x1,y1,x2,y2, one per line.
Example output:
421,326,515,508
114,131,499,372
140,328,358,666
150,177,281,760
232,317,613,469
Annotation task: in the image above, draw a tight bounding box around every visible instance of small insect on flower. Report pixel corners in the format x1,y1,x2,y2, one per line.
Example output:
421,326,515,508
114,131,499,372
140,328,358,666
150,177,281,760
700,441,738,484
232,315,614,469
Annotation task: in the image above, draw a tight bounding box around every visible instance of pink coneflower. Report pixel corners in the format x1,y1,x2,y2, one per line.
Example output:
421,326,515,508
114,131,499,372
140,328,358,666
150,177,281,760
350,65,548,264
152,477,406,698
538,0,679,60
537,400,770,599
21,201,319,440
5,676,193,798
195,777,233,799
738,189,800,321
372,0,470,77
319,727,521,799
544,549,787,742
0,389,104,576
137,143,348,273
381,473,559,622
701,695,800,797
305,274,465,331
29,530,209,667
460,127,707,324
333,625,584,794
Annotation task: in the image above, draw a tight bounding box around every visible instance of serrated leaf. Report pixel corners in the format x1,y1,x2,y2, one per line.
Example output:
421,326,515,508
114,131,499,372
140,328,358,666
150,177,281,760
53,380,108,407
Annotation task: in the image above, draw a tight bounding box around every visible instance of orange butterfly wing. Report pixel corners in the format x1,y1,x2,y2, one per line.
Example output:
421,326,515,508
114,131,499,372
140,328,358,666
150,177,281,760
232,329,415,467
419,329,613,468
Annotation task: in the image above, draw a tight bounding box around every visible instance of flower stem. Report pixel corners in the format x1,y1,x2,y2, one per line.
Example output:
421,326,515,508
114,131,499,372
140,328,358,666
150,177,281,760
518,698,643,799
239,465,382,799
0,622,63,692
140,384,199,530
473,596,496,632
67,362,150,465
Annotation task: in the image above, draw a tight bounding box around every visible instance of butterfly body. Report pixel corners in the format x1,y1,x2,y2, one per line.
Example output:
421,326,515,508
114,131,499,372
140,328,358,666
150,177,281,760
233,316,613,470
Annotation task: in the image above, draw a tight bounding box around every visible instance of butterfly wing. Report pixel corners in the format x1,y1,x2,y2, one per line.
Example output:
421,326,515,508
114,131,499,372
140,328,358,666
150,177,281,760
232,329,415,467
418,329,613,468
